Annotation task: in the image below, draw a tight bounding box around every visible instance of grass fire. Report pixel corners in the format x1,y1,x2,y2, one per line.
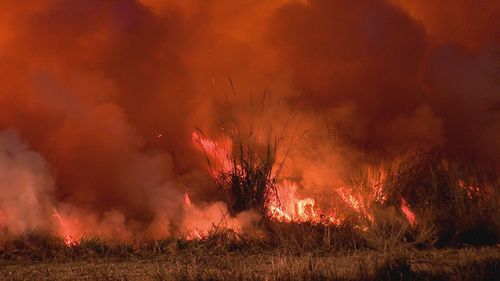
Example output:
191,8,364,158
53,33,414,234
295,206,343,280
0,0,499,280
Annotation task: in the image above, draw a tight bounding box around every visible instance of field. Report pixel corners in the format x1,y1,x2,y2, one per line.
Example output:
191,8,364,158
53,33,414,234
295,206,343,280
1,245,499,281
1,1,499,280
1,150,499,280
1,229,499,281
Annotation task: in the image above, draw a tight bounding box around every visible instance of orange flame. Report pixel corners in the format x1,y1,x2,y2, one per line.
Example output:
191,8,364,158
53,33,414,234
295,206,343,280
400,197,417,228
192,130,233,174
334,170,388,222
191,130,432,232
52,209,81,247
182,193,210,240
267,181,343,225
184,193,193,208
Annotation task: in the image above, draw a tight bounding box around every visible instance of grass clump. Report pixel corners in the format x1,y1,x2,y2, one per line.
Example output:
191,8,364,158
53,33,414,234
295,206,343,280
218,136,282,214
195,126,290,216
384,152,499,247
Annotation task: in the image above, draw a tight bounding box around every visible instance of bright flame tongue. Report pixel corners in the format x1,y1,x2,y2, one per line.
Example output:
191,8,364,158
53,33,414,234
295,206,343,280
52,209,81,247
191,130,423,230
400,197,417,228
267,181,342,225
192,130,233,174
192,131,340,225
182,194,203,240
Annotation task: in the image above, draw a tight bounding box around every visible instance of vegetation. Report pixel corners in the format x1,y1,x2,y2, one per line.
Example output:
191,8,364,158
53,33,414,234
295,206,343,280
2,130,499,280
383,152,500,247
0,230,499,281
213,135,283,214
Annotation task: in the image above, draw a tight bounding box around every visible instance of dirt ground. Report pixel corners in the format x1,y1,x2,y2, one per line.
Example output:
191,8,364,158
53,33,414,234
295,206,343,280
1,247,499,281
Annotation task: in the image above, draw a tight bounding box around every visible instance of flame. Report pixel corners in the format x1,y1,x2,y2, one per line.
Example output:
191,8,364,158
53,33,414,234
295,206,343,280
185,229,203,240
191,131,393,227
181,193,215,240
191,131,339,225
267,181,342,225
400,197,417,228
335,188,371,220
184,193,193,208
334,169,388,222
182,193,202,240
190,130,447,234
192,130,233,174
52,209,81,247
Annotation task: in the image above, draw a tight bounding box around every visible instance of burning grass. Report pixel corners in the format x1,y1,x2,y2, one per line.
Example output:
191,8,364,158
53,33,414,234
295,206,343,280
192,128,286,215
192,127,499,249
1,126,499,280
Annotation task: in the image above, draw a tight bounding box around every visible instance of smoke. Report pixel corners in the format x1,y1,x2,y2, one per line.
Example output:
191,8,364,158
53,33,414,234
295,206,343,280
0,131,54,235
0,0,498,239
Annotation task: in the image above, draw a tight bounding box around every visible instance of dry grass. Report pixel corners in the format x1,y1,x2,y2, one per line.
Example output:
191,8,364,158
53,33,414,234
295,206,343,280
196,123,291,215
384,152,500,247
0,206,499,280
2,131,499,279
0,245,499,281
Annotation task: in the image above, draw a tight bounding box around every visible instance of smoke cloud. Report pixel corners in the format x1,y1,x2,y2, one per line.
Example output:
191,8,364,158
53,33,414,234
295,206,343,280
0,131,54,235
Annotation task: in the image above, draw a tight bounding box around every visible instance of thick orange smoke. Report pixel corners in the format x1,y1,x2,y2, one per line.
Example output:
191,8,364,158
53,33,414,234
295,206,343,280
0,0,498,240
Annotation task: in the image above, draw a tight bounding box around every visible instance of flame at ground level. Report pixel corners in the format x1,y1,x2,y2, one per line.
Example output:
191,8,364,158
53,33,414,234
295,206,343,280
400,197,417,229
52,209,81,247
3,130,496,247
267,181,343,225
191,130,418,229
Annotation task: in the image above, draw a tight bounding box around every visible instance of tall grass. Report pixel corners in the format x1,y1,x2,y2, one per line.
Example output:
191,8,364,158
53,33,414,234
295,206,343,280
384,152,499,246
197,117,294,216
214,134,284,214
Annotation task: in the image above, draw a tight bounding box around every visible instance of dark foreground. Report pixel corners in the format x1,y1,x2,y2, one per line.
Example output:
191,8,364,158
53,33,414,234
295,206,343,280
1,247,499,281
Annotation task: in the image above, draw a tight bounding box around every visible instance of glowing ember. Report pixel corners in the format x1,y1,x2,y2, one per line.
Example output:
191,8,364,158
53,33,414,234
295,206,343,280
52,209,80,247
458,180,481,199
400,197,417,228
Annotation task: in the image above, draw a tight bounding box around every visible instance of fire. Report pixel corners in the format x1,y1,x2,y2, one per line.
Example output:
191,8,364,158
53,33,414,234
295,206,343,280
185,229,203,241
191,130,391,226
458,180,481,199
266,181,342,225
334,169,388,222
184,193,193,208
182,193,203,240
192,130,234,174
191,131,340,225
52,209,81,247
182,193,220,240
400,197,417,228
335,188,372,220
